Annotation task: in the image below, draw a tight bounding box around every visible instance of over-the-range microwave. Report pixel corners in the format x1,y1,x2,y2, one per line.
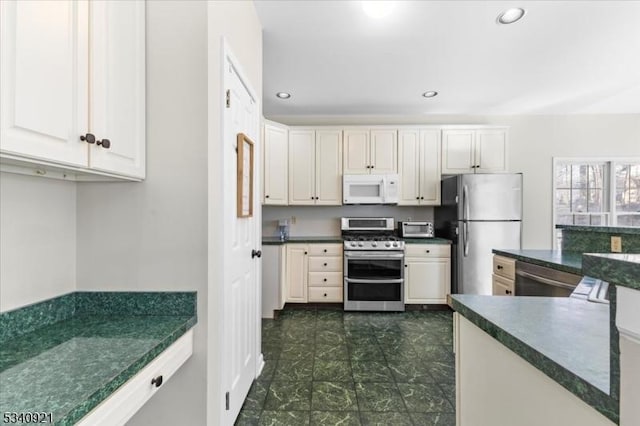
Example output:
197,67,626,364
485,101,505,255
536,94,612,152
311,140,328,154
343,174,399,205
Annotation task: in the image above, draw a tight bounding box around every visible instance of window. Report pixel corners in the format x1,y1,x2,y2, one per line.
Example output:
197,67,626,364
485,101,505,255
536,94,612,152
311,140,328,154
553,158,640,247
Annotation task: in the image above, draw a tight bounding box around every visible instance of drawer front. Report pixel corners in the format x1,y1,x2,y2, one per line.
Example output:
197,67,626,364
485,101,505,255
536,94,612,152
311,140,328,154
309,244,343,257
493,255,516,279
309,272,343,287
308,256,342,272
405,244,450,258
308,286,343,302
492,273,515,296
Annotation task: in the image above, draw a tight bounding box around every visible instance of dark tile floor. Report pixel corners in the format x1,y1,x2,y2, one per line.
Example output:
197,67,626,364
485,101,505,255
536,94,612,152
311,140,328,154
235,308,456,426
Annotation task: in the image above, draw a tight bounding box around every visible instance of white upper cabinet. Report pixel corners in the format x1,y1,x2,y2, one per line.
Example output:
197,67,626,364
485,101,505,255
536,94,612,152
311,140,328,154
288,128,342,205
442,128,508,174
0,0,88,167
263,122,288,205
398,129,441,205
88,0,145,179
343,128,397,175
0,0,146,180
288,130,316,205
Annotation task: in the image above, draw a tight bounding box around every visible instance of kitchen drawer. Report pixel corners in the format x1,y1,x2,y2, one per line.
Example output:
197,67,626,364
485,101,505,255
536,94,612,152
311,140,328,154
492,273,515,296
405,244,450,258
308,286,343,302
309,272,343,287
309,244,343,256
77,329,194,426
493,255,516,279
308,256,342,272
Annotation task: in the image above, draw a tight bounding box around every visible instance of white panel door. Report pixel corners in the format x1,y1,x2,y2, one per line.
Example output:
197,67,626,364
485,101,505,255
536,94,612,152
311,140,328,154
398,130,420,205
263,123,288,205
89,0,145,179
223,63,258,423
288,130,316,205
285,245,308,302
442,130,475,174
419,129,442,205
0,0,88,166
475,129,507,173
405,258,450,304
315,130,342,205
370,129,397,174
343,129,369,174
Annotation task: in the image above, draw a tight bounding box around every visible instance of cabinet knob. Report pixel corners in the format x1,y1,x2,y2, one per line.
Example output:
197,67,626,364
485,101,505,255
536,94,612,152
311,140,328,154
371,165,374,169
304,251,308,255
97,138,111,149
80,133,96,144
251,249,262,259
420,197,424,200
324,293,327,297
323,278,327,282
323,249,327,253
404,264,407,267
426,250,430,253
266,195,270,198
416,197,420,200
323,262,327,266
497,265,503,270
151,375,163,388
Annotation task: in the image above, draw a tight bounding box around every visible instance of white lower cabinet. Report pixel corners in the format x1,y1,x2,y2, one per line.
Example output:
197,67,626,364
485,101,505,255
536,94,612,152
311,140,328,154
404,244,451,304
284,243,343,303
77,329,194,426
285,245,308,303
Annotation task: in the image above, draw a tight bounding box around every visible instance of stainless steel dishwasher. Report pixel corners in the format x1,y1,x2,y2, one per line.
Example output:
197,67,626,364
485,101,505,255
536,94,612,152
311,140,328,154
515,261,583,297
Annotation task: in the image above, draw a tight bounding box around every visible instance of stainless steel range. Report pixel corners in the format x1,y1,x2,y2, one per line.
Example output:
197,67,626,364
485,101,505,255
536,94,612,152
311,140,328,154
342,217,405,312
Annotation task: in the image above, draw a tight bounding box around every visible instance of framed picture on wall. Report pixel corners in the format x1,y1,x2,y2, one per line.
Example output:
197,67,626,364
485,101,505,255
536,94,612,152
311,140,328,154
237,133,254,218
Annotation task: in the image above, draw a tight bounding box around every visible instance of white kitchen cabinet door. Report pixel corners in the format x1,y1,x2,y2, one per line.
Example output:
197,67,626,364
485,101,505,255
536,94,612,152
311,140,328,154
398,130,420,205
419,129,441,205
0,0,88,167
370,129,397,174
89,0,146,179
475,129,507,173
343,129,370,174
285,245,308,303
288,130,316,205
442,130,475,174
405,257,450,304
315,130,342,205
263,123,288,205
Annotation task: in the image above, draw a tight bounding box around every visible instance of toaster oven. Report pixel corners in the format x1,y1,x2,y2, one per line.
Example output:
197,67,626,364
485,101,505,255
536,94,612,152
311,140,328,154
399,221,434,238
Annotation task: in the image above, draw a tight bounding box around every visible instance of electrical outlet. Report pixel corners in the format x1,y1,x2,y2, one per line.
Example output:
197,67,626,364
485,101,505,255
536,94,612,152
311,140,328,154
291,216,297,225
611,236,622,253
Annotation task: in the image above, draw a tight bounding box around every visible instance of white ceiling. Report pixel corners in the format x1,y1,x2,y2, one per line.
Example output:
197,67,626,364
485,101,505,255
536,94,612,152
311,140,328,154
255,1,640,117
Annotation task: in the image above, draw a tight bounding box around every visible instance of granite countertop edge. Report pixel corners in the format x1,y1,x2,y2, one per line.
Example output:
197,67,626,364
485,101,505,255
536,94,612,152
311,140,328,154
556,225,640,235
449,297,618,424
582,253,640,291
59,316,197,426
491,249,582,275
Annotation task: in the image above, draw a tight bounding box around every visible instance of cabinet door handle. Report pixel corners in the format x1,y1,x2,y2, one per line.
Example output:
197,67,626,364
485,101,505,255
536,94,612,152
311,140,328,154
404,264,407,267
97,138,111,149
323,262,327,266
266,195,270,198
416,197,420,200
497,265,503,270
304,251,308,255
371,165,374,169
420,196,424,200
426,250,430,253
80,133,96,144
251,249,262,259
323,278,327,282
323,249,327,253
151,375,163,388
324,293,327,297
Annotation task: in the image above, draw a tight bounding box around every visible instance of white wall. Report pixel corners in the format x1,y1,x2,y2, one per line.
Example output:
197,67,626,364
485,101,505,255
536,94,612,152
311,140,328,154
207,1,263,424
267,114,640,248
76,2,208,424
0,173,76,312
262,205,433,237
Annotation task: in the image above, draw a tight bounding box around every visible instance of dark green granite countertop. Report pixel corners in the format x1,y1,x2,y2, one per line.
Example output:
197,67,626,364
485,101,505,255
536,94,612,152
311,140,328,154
0,292,197,425
450,295,617,423
262,236,452,245
556,225,640,235
583,253,640,291
492,249,583,275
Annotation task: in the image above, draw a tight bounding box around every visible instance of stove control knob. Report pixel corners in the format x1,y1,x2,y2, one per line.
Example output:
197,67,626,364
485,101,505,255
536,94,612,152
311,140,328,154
385,242,391,248
392,242,399,247
350,242,357,247
358,243,364,247
371,242,377,247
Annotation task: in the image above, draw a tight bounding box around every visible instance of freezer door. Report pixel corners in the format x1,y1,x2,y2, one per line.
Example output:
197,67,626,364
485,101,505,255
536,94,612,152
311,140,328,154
458,221,521,295
460,174,522,221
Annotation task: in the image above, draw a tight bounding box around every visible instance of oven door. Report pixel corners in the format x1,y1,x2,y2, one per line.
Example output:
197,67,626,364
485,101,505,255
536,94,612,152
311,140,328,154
344,251,405,311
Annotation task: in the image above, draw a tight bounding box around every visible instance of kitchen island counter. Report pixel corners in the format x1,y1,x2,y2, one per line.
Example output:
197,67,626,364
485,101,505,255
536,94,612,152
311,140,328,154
492,249,583,275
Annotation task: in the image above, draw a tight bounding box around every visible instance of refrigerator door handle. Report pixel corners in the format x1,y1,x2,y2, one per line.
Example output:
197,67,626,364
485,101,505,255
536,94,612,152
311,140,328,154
463,221,469,257
463,185,470,220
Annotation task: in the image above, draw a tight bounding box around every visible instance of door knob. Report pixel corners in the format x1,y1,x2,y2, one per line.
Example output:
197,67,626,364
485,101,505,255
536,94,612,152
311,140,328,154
97,138,111,149
80,133,96,144
151,375,163,388
251,249,262,258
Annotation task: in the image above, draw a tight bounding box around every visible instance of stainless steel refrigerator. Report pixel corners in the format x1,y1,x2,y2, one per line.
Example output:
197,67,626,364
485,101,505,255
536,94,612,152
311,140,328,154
435,174,522,295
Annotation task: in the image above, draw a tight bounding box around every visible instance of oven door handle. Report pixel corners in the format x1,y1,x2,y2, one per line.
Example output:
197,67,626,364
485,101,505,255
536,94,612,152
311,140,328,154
345,278,404,284
515,270,576,290
344,252,405,259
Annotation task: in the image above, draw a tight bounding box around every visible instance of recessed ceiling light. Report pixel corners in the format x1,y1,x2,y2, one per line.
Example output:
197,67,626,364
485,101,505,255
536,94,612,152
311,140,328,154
422,91,438,98
276,92,291,99
497,8,526,25
362,1,395,19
